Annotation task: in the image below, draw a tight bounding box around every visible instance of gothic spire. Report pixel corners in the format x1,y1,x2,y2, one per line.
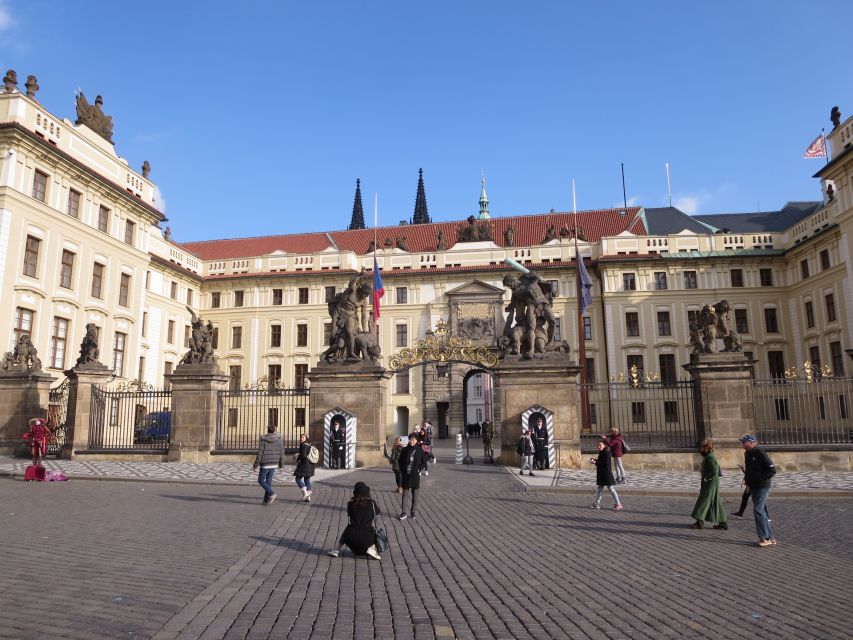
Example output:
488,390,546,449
348,178,365,230
411,168,431,224
478,174,490,219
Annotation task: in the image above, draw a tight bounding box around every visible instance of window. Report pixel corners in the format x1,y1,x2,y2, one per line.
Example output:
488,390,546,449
730,269,744,287
830,341,844,376
626,355,644,376
145,270,151,289
67,189,81,218
760,268,773,286
664,401,679,423
113,332,126,377
631,401,646,424
167,320,175,344
622,273,636,291
97,205,110,233
820,249,830,270
659,354,677,383
268,365,282,387
625,312,640,337
296,324,308,347
397,287,408,304
809,345,821,369
91,263,104,298
124,220,135,245
553,317,562,341
805,301,815,329
268,408,279,428
585,357,596,383
735,309,749,334
825,293,836,322
59,250,75,289
764,308,778,333
295,364,308,389
170,281,178,300
49,317,68,369
657,311,671,336
234,290,244,307
232,326,242,349
396,324,408,347
395,370,410,394
325,286,336,303
800,259,809,279
229,365,242,390
841,395,850,421
684,271,697,289
138,356,145,383
272,288,283,305
14,307,34,343
583,316,592,341
211,292,221,308
183,325,191,348
141,312,148,338
298,288,309,304
227,407,238,428
211,326,218,349
653,272,667,290
687,309,700,328
295,407,306,428
768,351,785,378
323,322,332,346
270,324,282,348
186,289,193,306
774,398,790,421
164,361,173,388
32,170,48,201
23,235,40,277
119,273,131,307
590,403,597,425
547,280,559,296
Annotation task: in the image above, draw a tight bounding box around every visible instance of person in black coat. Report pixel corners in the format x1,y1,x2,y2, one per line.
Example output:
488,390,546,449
589,440,623,510
330,418,346,469
398,432,426,520
329,481,382,559
532,416,549,470
294,433,316,502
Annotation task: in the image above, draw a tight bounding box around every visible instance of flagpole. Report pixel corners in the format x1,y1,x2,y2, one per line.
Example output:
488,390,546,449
823,128,829,165
573,180,590,433
666,162,672,207
373,193,378,335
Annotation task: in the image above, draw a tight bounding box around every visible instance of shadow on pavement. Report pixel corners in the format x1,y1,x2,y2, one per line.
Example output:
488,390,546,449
250,535,329,556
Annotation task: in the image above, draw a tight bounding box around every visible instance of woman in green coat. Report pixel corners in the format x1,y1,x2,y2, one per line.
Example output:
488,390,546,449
689,439,728,530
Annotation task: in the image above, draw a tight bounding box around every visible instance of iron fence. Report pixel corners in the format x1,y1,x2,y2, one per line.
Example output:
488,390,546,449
89,385,172,450
47,378,70,456
578,380,698,452
216,388,310,451
753,377,853,446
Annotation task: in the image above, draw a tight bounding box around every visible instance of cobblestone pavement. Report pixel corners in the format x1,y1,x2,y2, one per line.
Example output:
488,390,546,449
1,457,851,639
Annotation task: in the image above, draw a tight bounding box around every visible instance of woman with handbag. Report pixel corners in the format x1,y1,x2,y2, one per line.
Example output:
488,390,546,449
328,482,383,559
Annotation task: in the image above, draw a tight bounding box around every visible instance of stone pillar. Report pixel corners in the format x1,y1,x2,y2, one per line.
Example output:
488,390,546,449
166,362,229,463
307,361,391,467
493,358,583,468
63,362,113,459
0,370,56,454
683,352,756,468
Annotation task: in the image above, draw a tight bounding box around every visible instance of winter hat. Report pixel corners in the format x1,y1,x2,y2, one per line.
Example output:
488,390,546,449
739,434,757,443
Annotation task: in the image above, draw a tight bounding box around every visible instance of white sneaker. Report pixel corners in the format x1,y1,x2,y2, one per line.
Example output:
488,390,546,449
328,549,339,557
366,545,381,560
424,470,429,476
306,490,313,499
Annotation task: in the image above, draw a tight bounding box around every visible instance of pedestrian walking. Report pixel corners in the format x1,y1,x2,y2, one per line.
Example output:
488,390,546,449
482,419,495,458
294,433,316,502
418,427,433,475
532,416,549,470
398,432,426,520
383,436,404,493
330,418,346,469
252,425,284,505
731,468,769,520
689,439,727,530
740,434,777,547
589,440,623,510
328,481,382,559
517,429,535,476
604,427,627,484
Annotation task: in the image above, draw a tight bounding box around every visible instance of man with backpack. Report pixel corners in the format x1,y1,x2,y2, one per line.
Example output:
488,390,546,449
740,434,777,547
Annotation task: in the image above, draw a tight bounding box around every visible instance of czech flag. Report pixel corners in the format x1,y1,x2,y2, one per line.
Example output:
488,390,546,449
373,255,384,319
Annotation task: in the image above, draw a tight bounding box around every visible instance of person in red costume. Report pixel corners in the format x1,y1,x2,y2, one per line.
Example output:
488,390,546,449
23,417,52,466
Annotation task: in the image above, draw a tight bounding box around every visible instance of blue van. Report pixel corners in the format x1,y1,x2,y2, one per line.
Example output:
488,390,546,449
133,411,172,444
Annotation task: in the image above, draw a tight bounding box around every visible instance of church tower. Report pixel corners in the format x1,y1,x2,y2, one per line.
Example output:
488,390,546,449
411,168,431,224
478,175,490,219
348,178,366,230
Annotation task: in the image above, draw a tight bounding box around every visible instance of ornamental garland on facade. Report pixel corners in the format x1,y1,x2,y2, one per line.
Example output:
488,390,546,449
387,319,499,371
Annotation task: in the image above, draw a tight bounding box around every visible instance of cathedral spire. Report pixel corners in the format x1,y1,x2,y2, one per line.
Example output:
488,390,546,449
478,174,490,219
411,168,431,224
348,178,365,230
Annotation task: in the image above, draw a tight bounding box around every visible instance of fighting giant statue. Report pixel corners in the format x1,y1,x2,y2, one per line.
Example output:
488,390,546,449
324,269,381,363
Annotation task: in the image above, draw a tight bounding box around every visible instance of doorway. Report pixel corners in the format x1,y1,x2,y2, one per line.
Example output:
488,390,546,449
395,407,410,437
463,369,494,436
436,402,449,439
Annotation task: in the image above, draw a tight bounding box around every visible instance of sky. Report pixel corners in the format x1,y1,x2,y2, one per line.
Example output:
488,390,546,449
1,1,851,243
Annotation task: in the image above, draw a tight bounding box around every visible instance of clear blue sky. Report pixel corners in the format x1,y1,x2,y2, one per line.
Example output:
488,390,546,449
2,1,851,242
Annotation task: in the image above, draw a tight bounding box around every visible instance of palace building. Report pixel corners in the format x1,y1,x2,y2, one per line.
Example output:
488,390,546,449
1,75,851,439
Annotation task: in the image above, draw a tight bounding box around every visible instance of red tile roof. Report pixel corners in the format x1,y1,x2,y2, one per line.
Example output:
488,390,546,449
180,208,644,260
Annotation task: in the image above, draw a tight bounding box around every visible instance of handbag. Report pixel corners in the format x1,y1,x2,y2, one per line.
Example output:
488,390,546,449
372,502,389,552
622,440,631,453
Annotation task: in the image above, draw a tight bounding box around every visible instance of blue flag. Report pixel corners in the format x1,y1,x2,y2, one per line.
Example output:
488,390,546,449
578,256,593,313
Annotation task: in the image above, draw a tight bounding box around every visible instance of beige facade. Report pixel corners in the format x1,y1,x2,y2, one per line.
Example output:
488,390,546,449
1,87,851,441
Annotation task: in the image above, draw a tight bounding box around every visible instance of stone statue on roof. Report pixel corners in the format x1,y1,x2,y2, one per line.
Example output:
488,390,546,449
142,160,151,178
396,236,409,251
3,70,17,93
457,215,492,242
75,92,114,143
436,229,446,251
504,225,515,247
25,75,39,99
543,224,557,242
831,106,841,129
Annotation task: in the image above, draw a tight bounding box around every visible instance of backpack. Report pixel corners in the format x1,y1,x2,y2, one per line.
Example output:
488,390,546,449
308,444,320,464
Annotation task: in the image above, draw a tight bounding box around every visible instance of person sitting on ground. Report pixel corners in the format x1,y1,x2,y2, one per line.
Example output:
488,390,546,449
329,481,382,559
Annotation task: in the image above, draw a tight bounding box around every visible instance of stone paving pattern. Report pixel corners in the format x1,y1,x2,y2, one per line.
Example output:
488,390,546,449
1,452,852,639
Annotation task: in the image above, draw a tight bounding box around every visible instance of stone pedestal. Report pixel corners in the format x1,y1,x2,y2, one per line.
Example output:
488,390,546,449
63,362,113,458
493,357,583,468
307,361,392,467
0,369,56,454
683,352,756,468
166,362,229,463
